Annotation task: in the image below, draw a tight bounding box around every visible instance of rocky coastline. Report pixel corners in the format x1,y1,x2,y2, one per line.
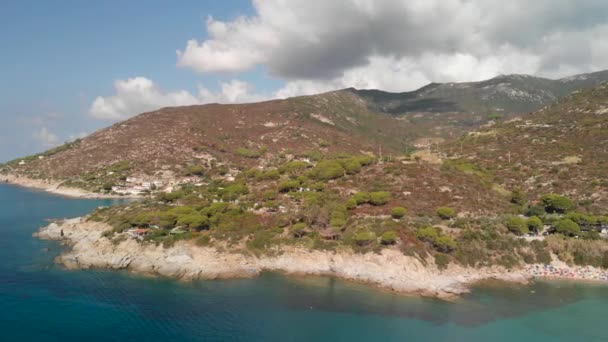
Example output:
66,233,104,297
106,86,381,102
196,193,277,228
35,218,533,300
1,173,138,199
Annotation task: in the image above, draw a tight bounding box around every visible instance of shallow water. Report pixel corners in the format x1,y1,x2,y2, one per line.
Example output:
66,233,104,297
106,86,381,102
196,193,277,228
1,183,607,341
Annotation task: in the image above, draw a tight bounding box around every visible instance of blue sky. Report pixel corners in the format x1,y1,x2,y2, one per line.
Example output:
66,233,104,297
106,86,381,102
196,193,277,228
0,0,258,161
2,0,607,162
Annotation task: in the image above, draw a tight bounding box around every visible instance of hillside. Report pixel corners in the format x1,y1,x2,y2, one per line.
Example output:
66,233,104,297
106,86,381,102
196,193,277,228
446,83,608,212
39,83,608,277
1,91,417,192
353,70,608,116
5,77,608,281
349,70,608,144
2,70,608,199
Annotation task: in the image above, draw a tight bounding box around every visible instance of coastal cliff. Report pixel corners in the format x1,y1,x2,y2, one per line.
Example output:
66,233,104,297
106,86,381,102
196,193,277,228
35,218,530,300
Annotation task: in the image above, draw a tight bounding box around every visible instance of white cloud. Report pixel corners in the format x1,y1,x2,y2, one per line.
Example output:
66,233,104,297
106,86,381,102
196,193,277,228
177,0,608,92
89,77,269,120
198,79,268,103
89,77,201,120
176,16,278,73
32,127,59,148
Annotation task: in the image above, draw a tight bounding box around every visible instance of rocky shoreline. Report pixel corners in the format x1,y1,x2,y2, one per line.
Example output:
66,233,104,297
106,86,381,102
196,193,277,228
1,173,138,199
35,218,532,300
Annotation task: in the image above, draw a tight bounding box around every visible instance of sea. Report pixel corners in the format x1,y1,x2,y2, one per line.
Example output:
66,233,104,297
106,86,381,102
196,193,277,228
1,182,608,341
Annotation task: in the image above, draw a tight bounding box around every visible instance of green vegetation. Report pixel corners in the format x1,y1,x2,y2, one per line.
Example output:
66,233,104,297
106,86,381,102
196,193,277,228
527,216,543,234
510,189,525,205
369,192,391,206
353,231,376,246
390,207,407,219
434,253,450,270
380,231,398,245
81,145,608,272
554,219,581,236
505,216,529,236
290,223,307,238
436,207,456,220
348,191,391,207
309,160,345,180
235,146,267,159
351,192,370,205
415,227,456,253
541,194,575,214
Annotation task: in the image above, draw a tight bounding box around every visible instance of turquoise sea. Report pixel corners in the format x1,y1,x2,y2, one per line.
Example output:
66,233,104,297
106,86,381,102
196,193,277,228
1,183,608,341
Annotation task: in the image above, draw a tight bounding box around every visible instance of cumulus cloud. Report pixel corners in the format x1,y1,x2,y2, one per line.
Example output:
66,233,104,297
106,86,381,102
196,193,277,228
89,77,201,120
32,127,59,148
89,77,269,120
177,0,608,93
198,79,268,104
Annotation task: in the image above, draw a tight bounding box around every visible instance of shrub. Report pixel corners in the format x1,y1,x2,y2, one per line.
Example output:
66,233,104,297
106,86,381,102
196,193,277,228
176,213,208,230
434,253,450,270
263,200,279,210
352,192,370,205
436,207,456,220
345,197,357,210
236,147,267,159
510,189,526,205
278,161,309,174
505,216,529,235
290,223,307,238
369,191,391,206
526,205,546,217
354,155,375,166
565,212,597,226
390,207,407,219
262,190,276,201
354,231,376,246
278,180,300,193
257,169,280,181
527,216,543,234
340,158,362,175
434,235,457,252
416,226,439,242
554,218,581,236
330,207,348,228
220,183,249,201
380,231,398,245
108,160,131,173
160,191,185,203
309,160,345,180
247,231,273,250
541,194,575,213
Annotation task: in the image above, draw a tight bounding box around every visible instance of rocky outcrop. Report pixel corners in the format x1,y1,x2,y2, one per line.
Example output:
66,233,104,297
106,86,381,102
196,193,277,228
36,218,530,299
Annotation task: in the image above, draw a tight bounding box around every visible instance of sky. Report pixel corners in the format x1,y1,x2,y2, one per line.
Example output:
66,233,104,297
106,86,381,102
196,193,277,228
2,0,608,161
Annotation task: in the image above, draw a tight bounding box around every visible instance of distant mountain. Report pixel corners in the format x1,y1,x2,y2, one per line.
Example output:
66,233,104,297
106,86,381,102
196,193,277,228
350,70,608,117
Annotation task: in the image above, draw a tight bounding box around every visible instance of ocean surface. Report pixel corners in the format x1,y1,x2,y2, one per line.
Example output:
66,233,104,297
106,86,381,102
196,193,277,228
1,183,608,341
